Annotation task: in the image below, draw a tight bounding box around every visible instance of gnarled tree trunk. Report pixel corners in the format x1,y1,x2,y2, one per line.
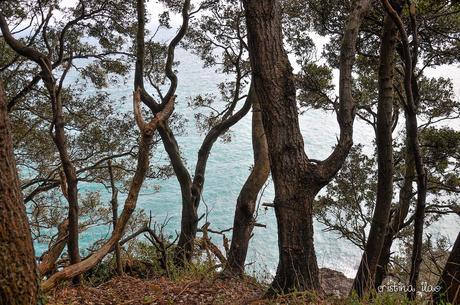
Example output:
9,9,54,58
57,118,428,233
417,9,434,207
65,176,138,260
352,11,397,297
225,86,270,276
134,0,253,266
0,80,39,305
242,0,370,294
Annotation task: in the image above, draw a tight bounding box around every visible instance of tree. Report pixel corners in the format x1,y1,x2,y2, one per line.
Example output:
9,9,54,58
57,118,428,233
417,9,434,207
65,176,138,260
0,0,142,283
0,80,39,305
381,1,428,299
135,0,255,265
351,3,398,296
306,0,459,297
0,9,82,283
242,0,371,293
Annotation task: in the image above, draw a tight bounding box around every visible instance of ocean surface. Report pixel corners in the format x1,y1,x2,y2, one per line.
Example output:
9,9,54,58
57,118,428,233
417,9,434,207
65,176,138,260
34,42,460,279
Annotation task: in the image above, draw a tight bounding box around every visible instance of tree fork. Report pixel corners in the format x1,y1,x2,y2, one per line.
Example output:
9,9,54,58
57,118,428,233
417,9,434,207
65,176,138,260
242,0,371,294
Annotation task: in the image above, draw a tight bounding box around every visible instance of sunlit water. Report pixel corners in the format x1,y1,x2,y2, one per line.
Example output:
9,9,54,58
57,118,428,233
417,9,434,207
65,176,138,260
34,46,460,279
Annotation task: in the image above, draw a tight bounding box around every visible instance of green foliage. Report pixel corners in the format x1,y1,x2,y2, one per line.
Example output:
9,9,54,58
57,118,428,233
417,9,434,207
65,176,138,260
297,62,335,111
0,0,182,267
315,145,377,250
182,0,250,138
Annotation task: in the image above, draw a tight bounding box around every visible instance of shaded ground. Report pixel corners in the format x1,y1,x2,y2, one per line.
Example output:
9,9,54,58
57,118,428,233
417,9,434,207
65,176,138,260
46,268,353,305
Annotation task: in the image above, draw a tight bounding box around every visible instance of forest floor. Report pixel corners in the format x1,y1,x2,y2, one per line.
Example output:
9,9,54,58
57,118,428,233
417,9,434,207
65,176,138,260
46,268,354,305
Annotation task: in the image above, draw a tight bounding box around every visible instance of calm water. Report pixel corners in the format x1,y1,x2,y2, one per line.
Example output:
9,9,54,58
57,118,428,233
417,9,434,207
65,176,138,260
35,45,460,278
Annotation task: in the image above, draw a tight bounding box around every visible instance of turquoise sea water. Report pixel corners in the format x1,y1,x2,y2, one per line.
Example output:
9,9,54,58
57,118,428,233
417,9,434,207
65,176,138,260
34,44,460,279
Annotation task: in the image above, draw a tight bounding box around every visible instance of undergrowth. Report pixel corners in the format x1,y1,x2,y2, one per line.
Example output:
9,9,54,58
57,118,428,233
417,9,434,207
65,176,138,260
62,241,453,305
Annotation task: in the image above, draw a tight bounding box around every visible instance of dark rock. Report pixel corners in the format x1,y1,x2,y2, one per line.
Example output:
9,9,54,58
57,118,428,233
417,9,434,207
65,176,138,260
319,268,353,297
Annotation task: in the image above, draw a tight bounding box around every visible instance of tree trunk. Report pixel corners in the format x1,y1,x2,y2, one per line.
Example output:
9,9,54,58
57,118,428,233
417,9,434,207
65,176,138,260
433,232,460,304
374,147,415,288
225,86,270,276
242,0,320,292
0,80,39,305
406,116,427,301
52,88,81,285
135,0,254,266
108,160,123,275
352,12,397,297
173,92,252,265
242,0,370,294
381,1,428,299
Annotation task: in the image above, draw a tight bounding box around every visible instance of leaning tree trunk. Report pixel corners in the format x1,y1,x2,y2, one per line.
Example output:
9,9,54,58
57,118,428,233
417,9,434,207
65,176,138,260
242,0,370,294
225,86,270,276
0,80,39,305
433,232,460,304
351,11,397,297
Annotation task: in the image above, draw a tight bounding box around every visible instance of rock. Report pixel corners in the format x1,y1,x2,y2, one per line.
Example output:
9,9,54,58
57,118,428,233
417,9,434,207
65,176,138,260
319,268,353,297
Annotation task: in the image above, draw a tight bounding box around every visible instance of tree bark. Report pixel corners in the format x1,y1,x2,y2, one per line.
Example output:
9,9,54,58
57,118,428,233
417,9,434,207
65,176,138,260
243,1,318,292
0,80,39,305
433,232,460,304
242,0,370,294
374,125,415,288
352,12,397,297
381,1,428,299
225,86,270,276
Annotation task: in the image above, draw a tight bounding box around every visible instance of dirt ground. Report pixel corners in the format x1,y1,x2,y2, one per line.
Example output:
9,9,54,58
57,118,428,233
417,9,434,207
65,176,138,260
46,268,353,305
